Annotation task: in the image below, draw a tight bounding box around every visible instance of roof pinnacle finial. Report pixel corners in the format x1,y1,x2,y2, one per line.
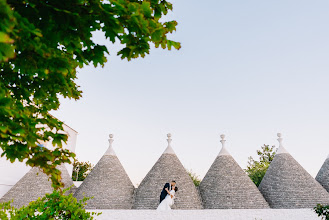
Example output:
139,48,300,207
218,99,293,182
276,132,288,154
167,133,172,147
220,134,226,147
163,133,175,154
109,134,114,146
277,133,283,146
218,133,230,156
105,133,116,156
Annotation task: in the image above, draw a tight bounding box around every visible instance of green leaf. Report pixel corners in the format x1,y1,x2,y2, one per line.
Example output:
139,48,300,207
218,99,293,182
0,32,13,43
141,2,152,17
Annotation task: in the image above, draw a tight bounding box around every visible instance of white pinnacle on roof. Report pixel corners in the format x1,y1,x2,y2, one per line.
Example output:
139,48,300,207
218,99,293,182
218,134,230,156
276,133,289,154
162,133,176,155
104,134,116,156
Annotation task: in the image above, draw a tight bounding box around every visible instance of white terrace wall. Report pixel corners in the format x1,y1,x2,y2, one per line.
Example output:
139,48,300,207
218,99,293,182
90,209,320,220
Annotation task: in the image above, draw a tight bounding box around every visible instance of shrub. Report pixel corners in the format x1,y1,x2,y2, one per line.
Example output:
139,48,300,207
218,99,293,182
187,169,201,187
314,204,329,220
0,188,100,220
245,145,276,186
72,159,94,181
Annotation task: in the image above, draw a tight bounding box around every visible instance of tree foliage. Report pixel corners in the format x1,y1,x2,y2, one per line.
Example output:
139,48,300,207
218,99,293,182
0,188,100,220
0,0,180,189
314,204,329,220
72,159,94,181
245,144,276,187
187,169,201,187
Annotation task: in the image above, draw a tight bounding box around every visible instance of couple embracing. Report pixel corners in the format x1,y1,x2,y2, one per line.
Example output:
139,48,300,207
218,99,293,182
157,180,178,211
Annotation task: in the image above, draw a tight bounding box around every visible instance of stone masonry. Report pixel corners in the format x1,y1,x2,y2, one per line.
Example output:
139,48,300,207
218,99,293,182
133,153,203,209
200,155,269,209
74,154,135,209
316,157,329,193
3,133,329,211
0,164,75,208
258,153,329,208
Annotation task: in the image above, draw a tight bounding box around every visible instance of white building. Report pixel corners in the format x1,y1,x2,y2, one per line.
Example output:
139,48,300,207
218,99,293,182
0,123,78,198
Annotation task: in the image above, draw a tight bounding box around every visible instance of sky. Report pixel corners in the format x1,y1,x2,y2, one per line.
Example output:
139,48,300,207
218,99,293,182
51,0,329,185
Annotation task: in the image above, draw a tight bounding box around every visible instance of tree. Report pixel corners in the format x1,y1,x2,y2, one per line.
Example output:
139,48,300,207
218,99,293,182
0,188,100,220
72,159,94,181
314,204,329,220
0,0,180,189
245,145,277,187
186,169,201,187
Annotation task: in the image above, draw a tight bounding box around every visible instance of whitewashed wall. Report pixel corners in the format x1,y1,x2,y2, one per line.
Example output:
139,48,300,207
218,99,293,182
89,209,320,220
73,181,83,187
0,123,78,198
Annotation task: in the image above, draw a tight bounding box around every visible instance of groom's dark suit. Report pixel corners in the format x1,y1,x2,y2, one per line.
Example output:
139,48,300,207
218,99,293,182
159,182,171,203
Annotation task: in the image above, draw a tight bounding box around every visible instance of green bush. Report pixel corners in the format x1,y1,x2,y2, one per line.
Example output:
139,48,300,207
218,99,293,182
0,188,100,220
72,159,94,181
245,145,276,186
314,204,329,220
187,169,201,187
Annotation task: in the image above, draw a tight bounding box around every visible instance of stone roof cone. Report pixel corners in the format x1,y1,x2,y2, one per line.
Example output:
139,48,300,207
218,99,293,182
0,164,75,208
133,133,203,209
258,133,329,208
316,154,329,193
74,134,135,209
199,134,269,209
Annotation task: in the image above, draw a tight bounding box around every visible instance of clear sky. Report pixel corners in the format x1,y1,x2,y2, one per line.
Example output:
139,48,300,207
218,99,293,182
52,0,329,185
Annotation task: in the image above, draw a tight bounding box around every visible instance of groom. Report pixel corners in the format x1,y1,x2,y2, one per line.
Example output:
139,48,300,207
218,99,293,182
159,180,176,203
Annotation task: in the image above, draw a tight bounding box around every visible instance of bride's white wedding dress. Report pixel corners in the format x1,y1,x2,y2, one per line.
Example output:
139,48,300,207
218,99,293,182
157,190,175,211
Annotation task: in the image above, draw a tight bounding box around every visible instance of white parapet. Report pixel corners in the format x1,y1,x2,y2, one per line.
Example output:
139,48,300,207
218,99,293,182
88,209,319,220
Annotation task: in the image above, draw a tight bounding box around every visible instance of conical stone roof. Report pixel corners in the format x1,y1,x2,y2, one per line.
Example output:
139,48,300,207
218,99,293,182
133,134,203,209
316,154,329,193
199,134,269,209
258,133,329,208
74,134,135,209
0,164,75,208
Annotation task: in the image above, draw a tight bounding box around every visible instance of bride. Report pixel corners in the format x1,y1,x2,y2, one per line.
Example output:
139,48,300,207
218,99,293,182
157,186,178,210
